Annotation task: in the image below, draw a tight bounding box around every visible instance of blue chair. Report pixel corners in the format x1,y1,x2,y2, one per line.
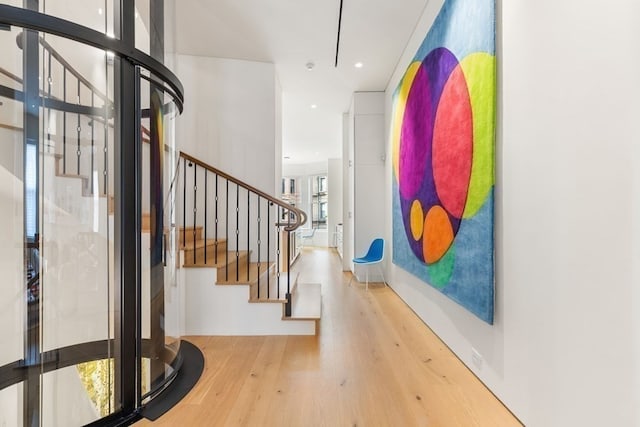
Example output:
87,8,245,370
349,238,386,290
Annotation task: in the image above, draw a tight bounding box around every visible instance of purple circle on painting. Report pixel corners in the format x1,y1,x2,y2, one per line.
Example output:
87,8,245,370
398,64,431,200
398,48,461,262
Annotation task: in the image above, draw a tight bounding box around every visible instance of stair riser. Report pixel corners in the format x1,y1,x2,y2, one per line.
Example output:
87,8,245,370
178,227,204,246
183,244,228,266
218,254,249,276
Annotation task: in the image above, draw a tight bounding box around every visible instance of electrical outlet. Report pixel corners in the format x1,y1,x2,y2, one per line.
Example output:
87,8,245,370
471,347,483,370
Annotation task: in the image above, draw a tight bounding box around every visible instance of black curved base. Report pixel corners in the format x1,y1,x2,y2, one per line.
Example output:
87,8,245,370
140,340,204,421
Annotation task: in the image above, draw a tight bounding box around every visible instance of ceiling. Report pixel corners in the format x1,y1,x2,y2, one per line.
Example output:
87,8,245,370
174,0,429,165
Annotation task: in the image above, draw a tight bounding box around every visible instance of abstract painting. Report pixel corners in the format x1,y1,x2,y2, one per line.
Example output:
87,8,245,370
391,0,496,323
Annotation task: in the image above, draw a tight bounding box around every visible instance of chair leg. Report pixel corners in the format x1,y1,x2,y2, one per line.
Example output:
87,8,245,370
378,265,387,287
365,268,369,291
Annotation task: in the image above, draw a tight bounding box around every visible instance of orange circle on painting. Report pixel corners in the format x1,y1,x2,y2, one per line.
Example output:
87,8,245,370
423,205,454,264
410,200,424,241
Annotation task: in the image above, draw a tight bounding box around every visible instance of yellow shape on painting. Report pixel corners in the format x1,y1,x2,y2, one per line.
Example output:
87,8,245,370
460,52,496,218
410,199,424,240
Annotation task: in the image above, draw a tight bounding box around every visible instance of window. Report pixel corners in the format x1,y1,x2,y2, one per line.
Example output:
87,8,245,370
311,174,328,229
25,143,37,238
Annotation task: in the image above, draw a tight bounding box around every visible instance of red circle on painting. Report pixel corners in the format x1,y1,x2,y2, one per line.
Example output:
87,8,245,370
432,64,473,219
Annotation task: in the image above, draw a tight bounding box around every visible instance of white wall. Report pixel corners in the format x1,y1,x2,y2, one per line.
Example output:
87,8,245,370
384,1,640,426
175,55,277,196
350,92,385,281
275,76,283,196
183,268,315,335
327,158,343,247
342,112,352,270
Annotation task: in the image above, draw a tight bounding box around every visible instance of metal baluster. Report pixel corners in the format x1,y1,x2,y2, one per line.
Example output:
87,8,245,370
103,0,108,198
90,92,95,194
46,52,52,153
235,184,239,281
76,79,81,175
204,169,208,264
103,43,108,196
192,163,197,265
257,195,261,299
182,158,187,251
247,189,250,281
215,175,219,264
276,206,281,299
62,68,66,174
226,180,229,281
286,211,292,316
267,202,271,298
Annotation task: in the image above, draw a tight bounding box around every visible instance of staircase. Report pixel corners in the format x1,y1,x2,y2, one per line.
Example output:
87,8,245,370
172,153,321,335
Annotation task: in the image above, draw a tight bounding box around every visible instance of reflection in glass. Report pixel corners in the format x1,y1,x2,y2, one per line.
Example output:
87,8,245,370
37,32,115,425
41,1,114,37
139,74,181,401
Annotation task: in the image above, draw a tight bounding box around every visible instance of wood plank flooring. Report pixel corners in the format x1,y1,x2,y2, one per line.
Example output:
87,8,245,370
137,247,521,426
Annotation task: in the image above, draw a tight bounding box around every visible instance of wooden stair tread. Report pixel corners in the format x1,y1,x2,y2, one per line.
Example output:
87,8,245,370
184,249,248,268
179,225,203,233
181,238,227,250
217,259,268,285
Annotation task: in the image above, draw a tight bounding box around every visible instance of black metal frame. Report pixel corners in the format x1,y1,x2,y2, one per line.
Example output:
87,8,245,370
0,3,199,427
0,4,183,112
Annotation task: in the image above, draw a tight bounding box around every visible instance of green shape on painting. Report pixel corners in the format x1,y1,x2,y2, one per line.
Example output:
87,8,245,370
427,243,455,288
460,52,496,218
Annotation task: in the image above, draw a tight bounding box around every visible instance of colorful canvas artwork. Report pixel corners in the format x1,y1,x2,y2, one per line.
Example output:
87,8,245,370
391,0,496,323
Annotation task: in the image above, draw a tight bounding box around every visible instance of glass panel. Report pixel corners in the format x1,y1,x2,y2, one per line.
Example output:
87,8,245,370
0,6,184,424
134,0,177,66
37,33,116,425
2,1,116,38
139,74,181,401
135,0,151,56
42,365,107,426
0,383,23,427
41,0,115,37
0,24,26,369
0,0,24,7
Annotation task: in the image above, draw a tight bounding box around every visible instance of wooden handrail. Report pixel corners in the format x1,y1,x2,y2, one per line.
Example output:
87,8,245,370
179,151,307,232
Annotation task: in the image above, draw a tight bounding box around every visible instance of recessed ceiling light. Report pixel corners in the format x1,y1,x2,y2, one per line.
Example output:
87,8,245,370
310,104,317,109
306,62,315,71
284,156,291,160
98,7,103,15
354,62,364,68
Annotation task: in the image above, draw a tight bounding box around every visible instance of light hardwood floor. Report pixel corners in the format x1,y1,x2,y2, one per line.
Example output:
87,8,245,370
138,247,521,426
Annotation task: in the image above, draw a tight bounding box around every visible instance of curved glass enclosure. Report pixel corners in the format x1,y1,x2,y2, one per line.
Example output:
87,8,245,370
0,2,195,426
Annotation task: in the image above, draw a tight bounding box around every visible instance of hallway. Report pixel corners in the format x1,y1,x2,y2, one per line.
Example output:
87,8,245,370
139,247,521,426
